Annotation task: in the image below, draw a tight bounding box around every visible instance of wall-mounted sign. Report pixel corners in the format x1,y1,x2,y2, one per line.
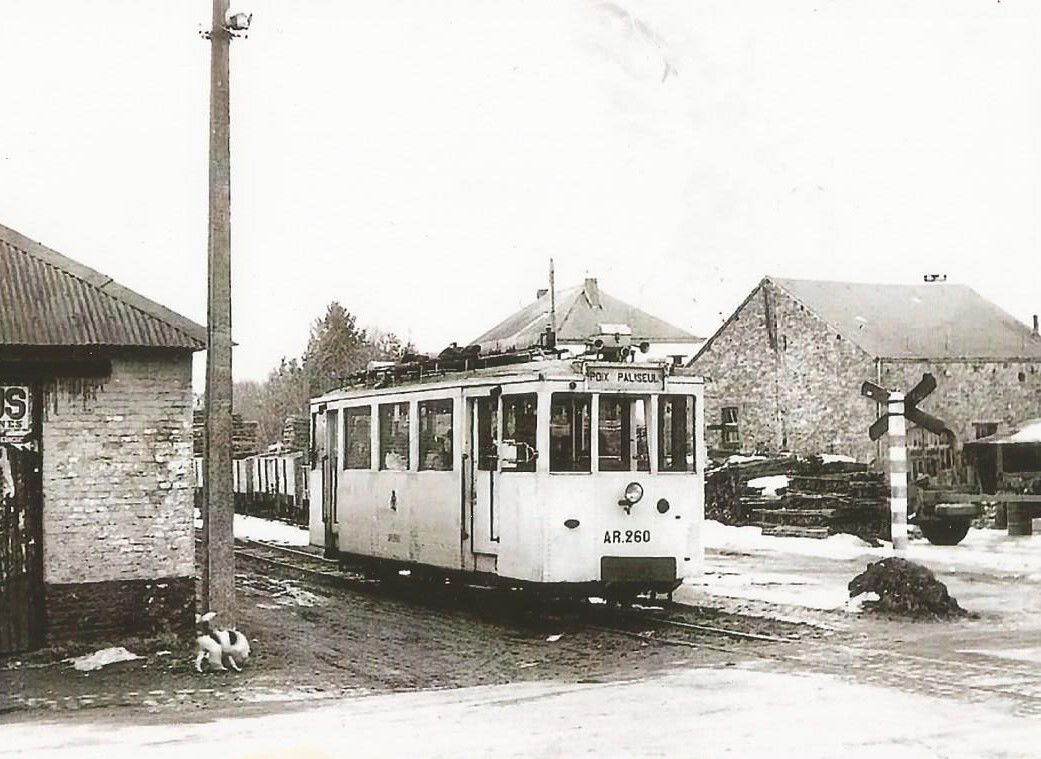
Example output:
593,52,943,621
584,364,664,392
0,386,31,442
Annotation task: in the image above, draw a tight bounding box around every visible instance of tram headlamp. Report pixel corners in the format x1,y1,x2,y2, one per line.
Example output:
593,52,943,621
623,482,644,505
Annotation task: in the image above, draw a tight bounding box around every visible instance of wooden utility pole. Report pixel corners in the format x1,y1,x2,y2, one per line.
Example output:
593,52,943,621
202,0,235,619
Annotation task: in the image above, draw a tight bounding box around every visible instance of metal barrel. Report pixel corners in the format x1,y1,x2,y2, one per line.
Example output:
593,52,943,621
1006,503,1033,536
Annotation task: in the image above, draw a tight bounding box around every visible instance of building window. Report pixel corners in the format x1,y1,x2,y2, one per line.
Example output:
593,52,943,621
598,395,649,472
973,422,998,440
343,406,372,469
379,402,410,471
551,393,591,472
659,395,695,472
502,394,538,472
721,406,741,450
477,396,498,472
419,399,453,471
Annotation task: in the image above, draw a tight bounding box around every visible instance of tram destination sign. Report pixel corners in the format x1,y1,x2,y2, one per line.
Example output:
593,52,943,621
0,386,31,443
584,364,665,392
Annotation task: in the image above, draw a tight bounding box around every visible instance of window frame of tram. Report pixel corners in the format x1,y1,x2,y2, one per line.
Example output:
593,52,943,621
550,392,592,473
378,401,411,471
500,393,538,473
597,395,650,473
658,394,696,473
343,405,372,470
418,398,454,471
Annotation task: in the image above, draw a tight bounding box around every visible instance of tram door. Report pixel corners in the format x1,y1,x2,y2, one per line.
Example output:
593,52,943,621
468,397,499,555
323,409,339,552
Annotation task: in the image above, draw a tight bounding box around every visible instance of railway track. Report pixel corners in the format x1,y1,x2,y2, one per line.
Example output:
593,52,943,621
230,538,810,649
231,538,1041,715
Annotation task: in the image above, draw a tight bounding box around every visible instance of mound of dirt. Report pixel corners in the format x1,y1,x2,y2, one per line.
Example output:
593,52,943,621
848,557,966,619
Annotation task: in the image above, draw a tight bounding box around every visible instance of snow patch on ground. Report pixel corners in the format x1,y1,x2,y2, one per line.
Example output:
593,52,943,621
704,520,877,561
69,647,141,672
688,570,849,610
745,474,789,496
193,510,309,546
7,667,1041,759
957,647,1041,664
234,514,310,546
704,520,1041,577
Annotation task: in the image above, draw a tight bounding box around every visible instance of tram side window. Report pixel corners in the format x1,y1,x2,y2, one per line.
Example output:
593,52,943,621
658,395,695,472
419,399,454,471
476,397,499,471
501,394,538,472
551,393,591,473
598,396,650,472
343,406,372,470
379,402,410,471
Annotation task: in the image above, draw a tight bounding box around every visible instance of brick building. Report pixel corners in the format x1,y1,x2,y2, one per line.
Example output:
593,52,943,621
0,223,205,653
689,277,1041,463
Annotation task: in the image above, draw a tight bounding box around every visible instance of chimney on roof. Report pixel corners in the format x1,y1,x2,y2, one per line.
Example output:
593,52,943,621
584,277,601,308
1034,314,1039,336
536,288,548,299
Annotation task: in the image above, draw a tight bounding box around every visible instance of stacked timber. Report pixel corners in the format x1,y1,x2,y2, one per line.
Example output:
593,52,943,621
282,415,310,453
192,410,260,459
706,455,886,541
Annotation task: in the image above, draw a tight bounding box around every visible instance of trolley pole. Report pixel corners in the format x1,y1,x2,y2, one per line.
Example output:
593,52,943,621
887,392,909,552
202,0,235,620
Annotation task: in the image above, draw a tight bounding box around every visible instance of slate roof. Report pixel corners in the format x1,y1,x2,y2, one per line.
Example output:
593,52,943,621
769,277,1041,360
0,222,206,350
471,278,700,352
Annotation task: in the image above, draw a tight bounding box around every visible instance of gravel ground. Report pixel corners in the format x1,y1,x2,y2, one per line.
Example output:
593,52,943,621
0,556,813,719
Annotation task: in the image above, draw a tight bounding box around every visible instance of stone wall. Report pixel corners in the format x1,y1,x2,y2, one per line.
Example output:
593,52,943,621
772,283,878,460
880,360,1041,446
690,284,784,454
691,281,877,460
40,352,195,589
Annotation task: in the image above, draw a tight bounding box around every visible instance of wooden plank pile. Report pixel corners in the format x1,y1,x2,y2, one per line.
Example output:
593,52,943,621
706,455,886,541
192,410,260,459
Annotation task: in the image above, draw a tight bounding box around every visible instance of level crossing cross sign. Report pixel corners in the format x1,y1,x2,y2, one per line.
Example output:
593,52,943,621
861,373,948,441
860,373,949,552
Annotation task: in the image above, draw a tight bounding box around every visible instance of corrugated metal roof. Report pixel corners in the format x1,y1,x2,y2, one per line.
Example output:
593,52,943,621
471,278,700,352
770,277,1041,360
0,222,206,350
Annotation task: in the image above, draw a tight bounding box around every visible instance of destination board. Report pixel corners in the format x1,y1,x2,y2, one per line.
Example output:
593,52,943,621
584,365,664,392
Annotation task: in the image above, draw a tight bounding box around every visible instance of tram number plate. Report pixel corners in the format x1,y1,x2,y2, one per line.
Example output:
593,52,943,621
603,529,651,544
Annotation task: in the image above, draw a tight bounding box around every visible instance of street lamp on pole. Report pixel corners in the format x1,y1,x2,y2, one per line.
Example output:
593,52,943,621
201,0,249,622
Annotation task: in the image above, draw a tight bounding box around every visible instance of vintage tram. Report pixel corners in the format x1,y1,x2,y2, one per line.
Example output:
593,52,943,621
307,346,705,596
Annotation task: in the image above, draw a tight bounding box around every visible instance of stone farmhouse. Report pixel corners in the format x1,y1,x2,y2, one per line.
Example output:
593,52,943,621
689,277,1041,464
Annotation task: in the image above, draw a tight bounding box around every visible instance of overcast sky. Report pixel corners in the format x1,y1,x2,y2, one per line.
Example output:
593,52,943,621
2,1,1039,388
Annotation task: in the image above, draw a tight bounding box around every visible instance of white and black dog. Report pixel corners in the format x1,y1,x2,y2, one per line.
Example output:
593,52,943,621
194,611,251,673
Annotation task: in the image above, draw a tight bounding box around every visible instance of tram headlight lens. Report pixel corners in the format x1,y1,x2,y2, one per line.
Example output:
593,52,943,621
624,482,644,505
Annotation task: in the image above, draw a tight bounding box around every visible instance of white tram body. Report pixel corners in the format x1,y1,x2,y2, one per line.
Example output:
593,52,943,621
308,358,705,594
